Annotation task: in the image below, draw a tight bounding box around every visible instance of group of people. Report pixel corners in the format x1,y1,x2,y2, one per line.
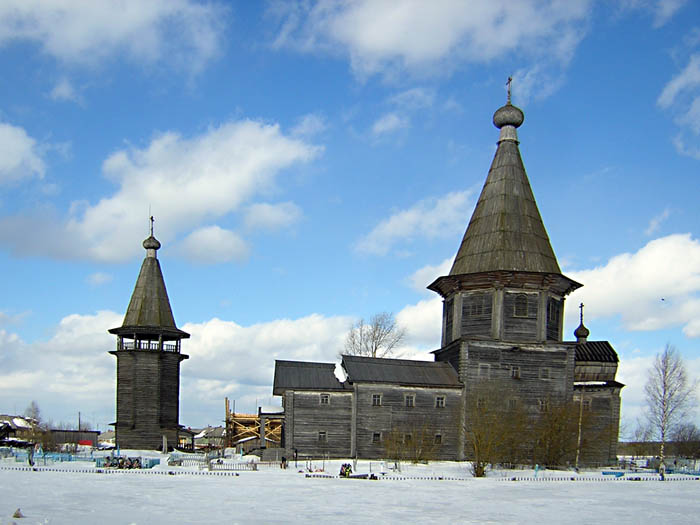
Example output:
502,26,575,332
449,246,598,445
103,456,141,469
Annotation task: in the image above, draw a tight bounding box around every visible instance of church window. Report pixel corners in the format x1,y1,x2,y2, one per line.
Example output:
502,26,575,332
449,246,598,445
477,398,486,410
318,431,327,443
434,434,442,445
582,399,591,411
404,433,412,444
507,399,518,410
372,394,382,406
540,367,551,380
319,394,330,405
511,366,521,379
538,399,549,412
478,363,490,378
405,394,415,408
435,396,446,408
514,294,528,317
372,432,381,444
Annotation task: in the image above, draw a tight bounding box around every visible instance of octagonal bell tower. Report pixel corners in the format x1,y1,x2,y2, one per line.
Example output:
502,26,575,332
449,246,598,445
109,224,189,450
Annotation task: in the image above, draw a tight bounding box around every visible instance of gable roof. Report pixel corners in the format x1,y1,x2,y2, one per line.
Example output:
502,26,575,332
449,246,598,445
341,355,461,387
273,360,348,395
449,104,561,276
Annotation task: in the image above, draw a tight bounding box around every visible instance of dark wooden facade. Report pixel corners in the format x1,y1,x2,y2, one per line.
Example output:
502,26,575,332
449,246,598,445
270,98,623,466
109,233,189,450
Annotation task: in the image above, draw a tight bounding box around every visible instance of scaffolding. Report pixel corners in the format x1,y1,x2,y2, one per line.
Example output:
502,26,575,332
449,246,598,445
224,398,283,452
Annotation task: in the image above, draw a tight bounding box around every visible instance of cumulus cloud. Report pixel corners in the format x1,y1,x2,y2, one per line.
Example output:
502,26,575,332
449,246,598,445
389,87,435,110
271,0,591,81
0,122,46,185
620,0,689,28
178,225,250,264
396,297,442,349
407,257,453,293
355,190,473,255
244,202,302,231
0,0,226,72
565,234,700,337
0,119,320,262
0,309,354,427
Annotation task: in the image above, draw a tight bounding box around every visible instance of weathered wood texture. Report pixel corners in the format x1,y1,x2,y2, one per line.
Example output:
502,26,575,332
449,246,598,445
111,349,186,450
353,384,463,460
283,391,353,457
574,385,622,465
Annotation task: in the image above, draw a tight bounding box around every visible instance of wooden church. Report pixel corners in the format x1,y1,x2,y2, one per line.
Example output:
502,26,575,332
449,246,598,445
273,94,623,466
109,225,190,450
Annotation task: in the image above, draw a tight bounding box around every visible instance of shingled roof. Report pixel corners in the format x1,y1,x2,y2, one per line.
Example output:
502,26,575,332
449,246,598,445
341,355,461,387
449,103,561,276
109,234,189,340
273,360,348,395
574,341,619,363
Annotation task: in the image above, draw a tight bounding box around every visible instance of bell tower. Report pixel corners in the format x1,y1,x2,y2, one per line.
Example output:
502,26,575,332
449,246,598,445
109,221,190,450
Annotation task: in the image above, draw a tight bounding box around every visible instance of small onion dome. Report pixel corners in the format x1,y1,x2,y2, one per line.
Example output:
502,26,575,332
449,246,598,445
143,235,161,251
493,103,524,129
574,322,590,341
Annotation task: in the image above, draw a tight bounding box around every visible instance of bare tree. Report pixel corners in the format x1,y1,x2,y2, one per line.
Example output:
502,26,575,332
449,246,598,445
644,344,698,463
342,312,406,358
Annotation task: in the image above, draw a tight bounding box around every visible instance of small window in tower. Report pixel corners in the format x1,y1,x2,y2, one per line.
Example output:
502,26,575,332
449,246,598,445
320,394,330,405
540,367,551,380
511,366,521,379
478,363,490,378
507,398,518,410
582,399,591,411
372,432,382,444
514,294,528,317
372,394,382,407
405,394,415,408
538,399,549,413
434,434,442,445
435,396,446,408
403,433,412,445
318,431,327,443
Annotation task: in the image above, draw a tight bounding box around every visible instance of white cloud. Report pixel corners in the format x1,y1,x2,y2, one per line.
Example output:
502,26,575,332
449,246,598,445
244,202,302,231
645,208,671,236
658,54,700,109
408,257,453,293
0,309,353,427
86,272,113,286
658,54,700,158
179,225,250,264
389,87,435,110
272,0,591,80
355,190,473,255
292,113,327,137
371,112,409,137
620,0,689,28
0,0,226,72
0,119,321,262
565,234,700,337
396,297,442,349
0,122,45,184
49,77,81,103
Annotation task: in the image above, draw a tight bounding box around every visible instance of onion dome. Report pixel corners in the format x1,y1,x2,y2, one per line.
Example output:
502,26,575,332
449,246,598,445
574,322,590,343
143,235,161,251
493,103,524,129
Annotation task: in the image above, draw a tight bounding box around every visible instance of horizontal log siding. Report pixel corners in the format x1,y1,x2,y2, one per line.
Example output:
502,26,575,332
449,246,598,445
503,292,539,341
286,391,352,458
112,350,185,450
464,344,574,411
354,384,462,460
574,386,622,466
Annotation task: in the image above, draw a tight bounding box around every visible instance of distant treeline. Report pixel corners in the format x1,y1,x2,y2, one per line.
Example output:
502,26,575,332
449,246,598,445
618,441,700,458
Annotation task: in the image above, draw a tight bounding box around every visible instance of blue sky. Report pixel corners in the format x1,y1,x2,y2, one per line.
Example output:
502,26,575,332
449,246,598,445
0,1,699,434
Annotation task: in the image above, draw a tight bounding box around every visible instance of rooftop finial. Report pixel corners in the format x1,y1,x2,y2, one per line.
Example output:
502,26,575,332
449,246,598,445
150,215,155,237
143,215,161,256
574,302,590,343
506,76,512,105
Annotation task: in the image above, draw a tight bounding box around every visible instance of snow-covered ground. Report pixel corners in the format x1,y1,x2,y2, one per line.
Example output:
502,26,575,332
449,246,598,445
1,457,699,524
